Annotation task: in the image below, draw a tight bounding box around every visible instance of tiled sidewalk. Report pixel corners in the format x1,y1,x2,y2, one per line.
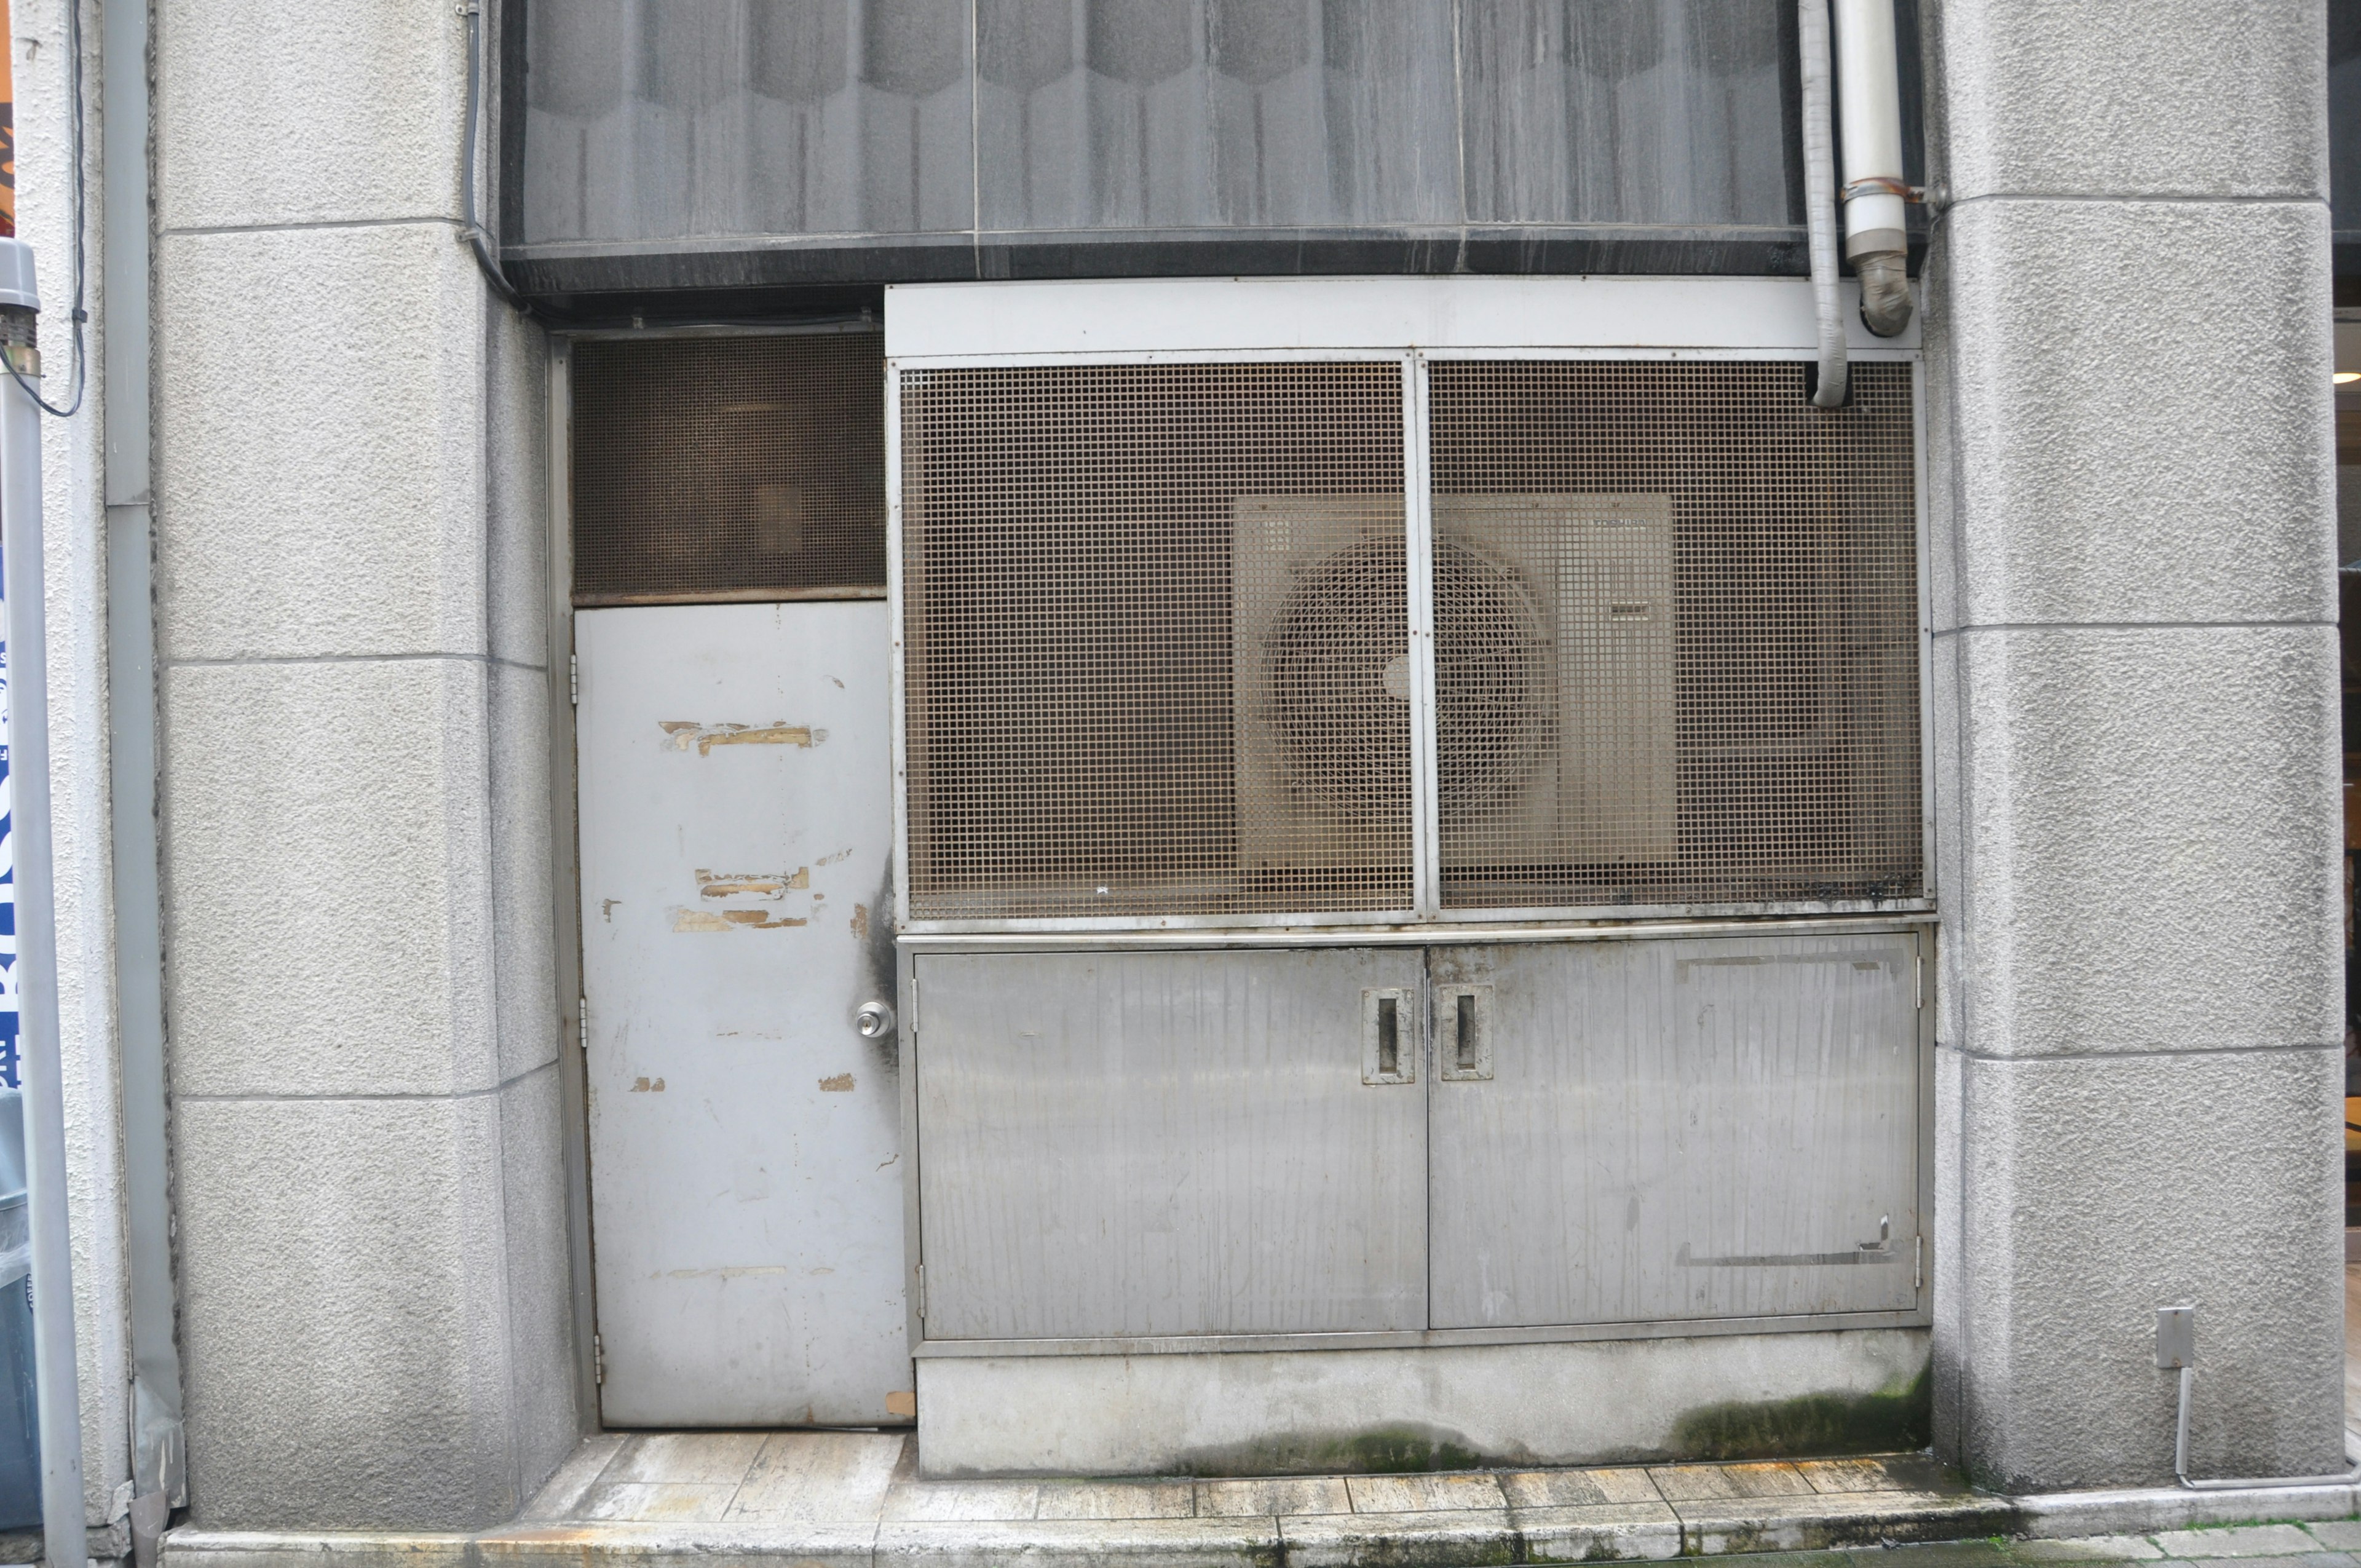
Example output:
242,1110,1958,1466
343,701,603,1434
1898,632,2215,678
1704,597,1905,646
160,1431,2361,1568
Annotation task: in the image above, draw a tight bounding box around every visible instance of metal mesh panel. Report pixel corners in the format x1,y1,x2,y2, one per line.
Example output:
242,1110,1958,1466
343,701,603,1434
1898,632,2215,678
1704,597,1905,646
571,331,886,604
901,362,1411,919
1430,360,1921,909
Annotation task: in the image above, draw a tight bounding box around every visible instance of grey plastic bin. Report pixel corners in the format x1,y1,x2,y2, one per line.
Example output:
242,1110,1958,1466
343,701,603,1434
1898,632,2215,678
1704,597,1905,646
0,1088,39,1529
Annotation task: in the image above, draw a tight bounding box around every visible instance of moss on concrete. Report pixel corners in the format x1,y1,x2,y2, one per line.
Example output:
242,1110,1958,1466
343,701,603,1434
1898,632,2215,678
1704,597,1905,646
1669,1360,1933,1461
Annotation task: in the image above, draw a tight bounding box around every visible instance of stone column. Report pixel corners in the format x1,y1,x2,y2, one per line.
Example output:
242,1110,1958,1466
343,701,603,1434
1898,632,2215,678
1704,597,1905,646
151,1,575,1529
1923,0,2344,1490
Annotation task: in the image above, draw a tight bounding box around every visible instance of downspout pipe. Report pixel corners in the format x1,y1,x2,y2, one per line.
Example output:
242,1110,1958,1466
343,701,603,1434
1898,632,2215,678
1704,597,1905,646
1832,0,1914,338
0,238,91,1568
1799,0,1847,407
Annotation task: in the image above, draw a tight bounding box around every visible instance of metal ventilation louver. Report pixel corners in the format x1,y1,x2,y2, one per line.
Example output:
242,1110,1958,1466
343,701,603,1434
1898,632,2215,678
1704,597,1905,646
897,357,1920,926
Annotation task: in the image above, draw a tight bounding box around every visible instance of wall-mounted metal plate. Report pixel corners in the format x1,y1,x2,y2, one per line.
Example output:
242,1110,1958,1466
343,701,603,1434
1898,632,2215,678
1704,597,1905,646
2156,1305,2196,1369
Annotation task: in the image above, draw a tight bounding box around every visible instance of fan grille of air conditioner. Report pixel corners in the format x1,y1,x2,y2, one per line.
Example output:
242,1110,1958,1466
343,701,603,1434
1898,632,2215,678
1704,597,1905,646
898,358,1919,922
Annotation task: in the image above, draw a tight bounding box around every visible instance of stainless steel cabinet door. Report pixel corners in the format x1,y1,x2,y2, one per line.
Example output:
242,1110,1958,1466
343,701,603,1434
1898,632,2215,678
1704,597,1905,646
1428,934,1921,1329
577,603,907,1425
915,948,1428,1340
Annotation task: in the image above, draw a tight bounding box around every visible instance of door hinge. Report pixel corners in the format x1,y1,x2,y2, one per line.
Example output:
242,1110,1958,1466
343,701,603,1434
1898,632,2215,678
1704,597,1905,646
593,1334,605,1385
569,652,579,707
914,1265,926,1321
1915,1234,1924,1293
1915,953,1925,1012
906,978,919,1035
577,998,588,1050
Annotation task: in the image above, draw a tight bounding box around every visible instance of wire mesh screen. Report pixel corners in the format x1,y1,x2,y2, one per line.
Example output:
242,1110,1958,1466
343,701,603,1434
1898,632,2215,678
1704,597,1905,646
900,362,1412,919
571,332,886,604
1429,360,1921,909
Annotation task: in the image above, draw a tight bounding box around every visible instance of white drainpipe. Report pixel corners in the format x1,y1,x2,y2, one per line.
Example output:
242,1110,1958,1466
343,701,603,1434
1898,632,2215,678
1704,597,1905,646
1798,0,1848,408
1832,0,1915,338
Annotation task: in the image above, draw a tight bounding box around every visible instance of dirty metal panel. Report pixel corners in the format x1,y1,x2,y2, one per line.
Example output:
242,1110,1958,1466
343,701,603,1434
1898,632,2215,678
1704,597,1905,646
571,331,887,606
1426,932,1920,1329
576,602,908,1426
914,947,1428,1339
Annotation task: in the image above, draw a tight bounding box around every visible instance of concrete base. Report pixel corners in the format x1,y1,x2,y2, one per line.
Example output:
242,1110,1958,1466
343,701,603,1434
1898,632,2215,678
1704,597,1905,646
916,1329,1934,1479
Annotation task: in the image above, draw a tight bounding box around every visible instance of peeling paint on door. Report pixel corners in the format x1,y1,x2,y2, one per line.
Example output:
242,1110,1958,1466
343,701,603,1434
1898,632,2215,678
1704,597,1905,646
658,720,824,754
671,907,810,932
819,1073,856,1092
695,868,809,900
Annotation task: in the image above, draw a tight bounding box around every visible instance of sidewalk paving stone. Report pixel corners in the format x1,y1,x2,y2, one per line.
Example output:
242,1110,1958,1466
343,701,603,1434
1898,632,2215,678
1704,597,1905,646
2154,1529,2333,1559
1280,1508,1518,1567
1193,1476,1351,1517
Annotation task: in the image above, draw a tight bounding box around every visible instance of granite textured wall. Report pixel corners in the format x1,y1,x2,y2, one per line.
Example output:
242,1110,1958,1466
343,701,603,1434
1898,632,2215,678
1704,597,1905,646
1923,0,2345,1492
152,0,575,1530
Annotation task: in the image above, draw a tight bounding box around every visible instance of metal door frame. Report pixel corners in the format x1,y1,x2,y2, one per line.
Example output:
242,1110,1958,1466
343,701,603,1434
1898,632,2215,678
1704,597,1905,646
547,320,895,1430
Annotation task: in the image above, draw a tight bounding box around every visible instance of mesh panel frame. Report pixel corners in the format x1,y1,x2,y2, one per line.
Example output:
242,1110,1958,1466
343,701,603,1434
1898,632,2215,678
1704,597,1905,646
895,354,1924,927
900,361,1414,921
571,331,887,605
1430,359,1922,911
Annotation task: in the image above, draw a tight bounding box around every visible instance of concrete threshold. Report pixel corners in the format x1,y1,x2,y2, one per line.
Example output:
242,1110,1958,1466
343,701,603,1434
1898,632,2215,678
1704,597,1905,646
161,1435,2361,1568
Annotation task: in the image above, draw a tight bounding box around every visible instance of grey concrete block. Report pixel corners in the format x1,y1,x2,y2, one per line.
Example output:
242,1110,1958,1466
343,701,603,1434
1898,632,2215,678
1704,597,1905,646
1955,1048,2343,1492
156,223,487,662
156,0,467,229
160,659,497,1097
173,1095,518,1529
1934,0,2325,200
1949,624,2338,1058
492,663,559,1084
1933,200,2333,628
499,1066,578,1503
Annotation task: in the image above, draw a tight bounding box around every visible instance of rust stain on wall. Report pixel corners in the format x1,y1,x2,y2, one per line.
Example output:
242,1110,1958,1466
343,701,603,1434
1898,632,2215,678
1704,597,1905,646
884,1390,917,1419
629,1077,666,1093
818,1073,856,1092
658,719,823,755
849,903,870,940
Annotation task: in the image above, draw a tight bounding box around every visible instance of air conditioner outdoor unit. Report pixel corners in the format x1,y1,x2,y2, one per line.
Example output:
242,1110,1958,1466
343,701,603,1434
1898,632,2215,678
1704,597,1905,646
1234,493,1677,890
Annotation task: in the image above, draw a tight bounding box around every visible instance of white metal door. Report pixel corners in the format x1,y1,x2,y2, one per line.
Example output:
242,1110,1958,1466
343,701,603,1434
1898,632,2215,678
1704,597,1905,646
576,601,908,1426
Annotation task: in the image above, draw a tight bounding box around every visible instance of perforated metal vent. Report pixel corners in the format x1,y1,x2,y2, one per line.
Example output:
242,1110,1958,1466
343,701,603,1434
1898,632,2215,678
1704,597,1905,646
571,330,885,606
896,355,1921,926
900,362,1411,920
1430,361,1921,909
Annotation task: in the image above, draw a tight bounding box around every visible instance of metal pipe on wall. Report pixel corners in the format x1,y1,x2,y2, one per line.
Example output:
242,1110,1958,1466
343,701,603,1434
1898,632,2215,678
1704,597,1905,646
101,0,190,1548
1799,0,1848,406
1832,0,1914,338
0,236,90,1568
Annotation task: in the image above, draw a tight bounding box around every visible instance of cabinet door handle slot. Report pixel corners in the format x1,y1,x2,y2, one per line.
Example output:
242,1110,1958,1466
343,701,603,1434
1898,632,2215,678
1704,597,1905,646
1436,984,1493,1081
1361,988,1417,1085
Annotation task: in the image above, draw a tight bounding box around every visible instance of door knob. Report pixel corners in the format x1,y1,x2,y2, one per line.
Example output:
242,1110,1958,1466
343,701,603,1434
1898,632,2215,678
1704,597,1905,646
854,1000,896,1039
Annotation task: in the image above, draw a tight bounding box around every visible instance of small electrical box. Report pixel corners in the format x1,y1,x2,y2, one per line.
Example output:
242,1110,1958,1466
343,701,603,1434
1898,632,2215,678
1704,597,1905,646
2156,1305,2196,1369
